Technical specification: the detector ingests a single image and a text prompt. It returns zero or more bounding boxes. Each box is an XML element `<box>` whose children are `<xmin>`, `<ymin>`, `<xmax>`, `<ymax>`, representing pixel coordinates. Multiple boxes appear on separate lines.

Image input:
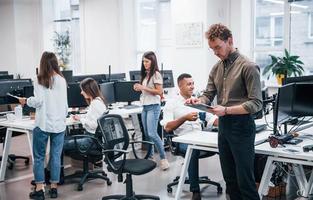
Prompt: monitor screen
<box><xmin>106</xmin><ymin>73</ymin><xmax>126</xmax><ymax>82</ymax></box>
<box><xmin>73</xmin><ymin>74</ymin><xmax>107</xmax><ymax>84</ymax></box>
<box><xmin>23</xmin><ymin>85</ymin><xmax>35</xmax><ymax>115</ymax></box>
<box><xmin>129</xmin><ymin>70</ymin><xmax>141</xmax><ymax>81</ymax></box>
<box><xmin>284</xmin><ymin>75</ymin><xmax>313</xmax><ymax>85</ymax></box>
<box><xmin>114</xmin><ymin>81</ymin><xmax>141</xmax><ymax>104</ymax></box>
<box><xmin>161</xmin><ymin>70</ymin><xmax>174</xmax><ymax>88</ymax></box>
<box><xmin>23</xmin><ymin>85</ymin><xmax>34</xmax><ymax>98</ymax></box>
<box><xmin>67</xmin><ymin>83</ymin><xmax>88</xmax><ymax>108</ymax></box>
<box><xmin>99</xmin><ymin>82</ymin><xmax>116</xmax><ymax>105</ymax></box>
<box><xmin>0</xmin><ymin>79</ymin><xmax>32</xmax><ymax>104</ymax></box>
<box><xmin>273</xmin><ymin>82</ymin><xmax>313</xmax><ymax>134</ymax></box>
<box><xmin>0</xmin><ymin>71</ymin><xmax>8</xmax><ymax>75</ymax></box>
<box><xmin>62</xmin><ymin>70</ymin><xmax>73</xmax><ymax>83</ymax></box>
<box><xmin>0</xmin><ymin>74</ymin><xmax>14</xmax><ymax>80</ymax></box>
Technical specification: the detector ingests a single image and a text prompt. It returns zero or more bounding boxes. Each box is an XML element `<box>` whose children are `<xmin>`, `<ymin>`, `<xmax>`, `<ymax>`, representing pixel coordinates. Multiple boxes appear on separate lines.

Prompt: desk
<box><xmin>256</xmin><ymin>132</ymin><xmax>313</xmax><ymax>198</ymax></box>
<box><xmin>0</xmin><ymin>106</ymin><xmax>142</xmax><ymax>182</ymax></box>
<box><xmin>172</xmin><ymin>130</ymin><xmax>271</xmax><ymax>200</ymax></box>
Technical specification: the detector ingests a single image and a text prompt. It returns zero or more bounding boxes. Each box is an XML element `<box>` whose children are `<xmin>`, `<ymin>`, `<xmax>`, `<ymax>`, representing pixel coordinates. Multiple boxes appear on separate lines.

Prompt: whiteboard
<box><xmin>175</xmin><ymin>22</ymin><xmax>203</xmax><ymax>48</ymax></box>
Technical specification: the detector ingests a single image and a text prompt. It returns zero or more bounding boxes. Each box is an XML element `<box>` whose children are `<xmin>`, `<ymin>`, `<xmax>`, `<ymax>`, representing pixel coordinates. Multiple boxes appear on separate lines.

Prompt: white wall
<box><xmin>80</xmin><ymin>0</ymin><xmax>119</xmax><ymax>75</ymax></box>
<box><xmin>0</xmin><ymin>0</ymin><xmax>43</xmax><ymax>79</ymax></box>
<box><xmin>0</xmin><ymin>0</ymin><xmax>17</xmax><ymax>74</ymax></box>
<box><xmin>169</xmin><ymin>0</ymin><xmax>230</xmax><ymax>92</ymax></box>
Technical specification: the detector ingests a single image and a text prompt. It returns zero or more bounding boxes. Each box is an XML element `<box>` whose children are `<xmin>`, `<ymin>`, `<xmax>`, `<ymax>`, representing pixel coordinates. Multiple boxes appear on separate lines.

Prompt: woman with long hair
<box><xmin>133</xmin><ymin>51</ymin><xmax>169</xmax><ymax>170</ymax></box>
<box><xmin>63</xmin><ymin>78</ymin><xmax>107</xmax><ymax>151</ymax></box>
<box><xmin>19</xmin><ymin>52</ymin><xmax>68</xmax><ymax>199</ymax></box>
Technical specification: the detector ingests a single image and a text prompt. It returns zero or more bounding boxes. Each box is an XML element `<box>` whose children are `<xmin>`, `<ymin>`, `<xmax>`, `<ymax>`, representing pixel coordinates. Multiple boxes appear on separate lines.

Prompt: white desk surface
<box><xmin>173</xmin><ymin>129</ymin><xmax>272</xmax><ymax>147</ymax></box>
<box><xmin>255</xmin><ymin>133</ymin><xmax>313</xmax><ymax>161</ymax></box>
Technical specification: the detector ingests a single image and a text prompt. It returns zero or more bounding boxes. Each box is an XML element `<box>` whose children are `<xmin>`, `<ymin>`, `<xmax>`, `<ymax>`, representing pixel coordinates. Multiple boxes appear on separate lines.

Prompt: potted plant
<box><xmin>53</xmin><ymin>30</ymin><xmax>71</xmax><ymax>70</ymax></box>
<box><xmin>262</xmin><ymin>49</ymin><xmax>304</xmax><ymax>85</ymax></box>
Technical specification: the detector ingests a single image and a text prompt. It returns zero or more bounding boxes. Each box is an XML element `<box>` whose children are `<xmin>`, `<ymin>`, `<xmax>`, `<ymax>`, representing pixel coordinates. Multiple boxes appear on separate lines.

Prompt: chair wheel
<box><xmin>217</xmin><ymin>187</ymin><xmax>222</xmax><ymax>194</ymax></box>
<box><xmin>107</xmin><ymin>180</ymin><xmax>112</xmax><ymax>185</ymax></box>
<box><xmin>167</xmin><ymin>187</ymin><xmax>172</xmax><ymax>193</ymax></box>
<box><xmin>77</xmin><ymin>185</ymin><xmax>83</xmax><ymax>191</ymax></box>
<box><xmin>25</xmin><ymin>159</ymin><xmax>30</xmax><ymax>165</ymax></box>
<box><xmin>8</xmin><ymin>163</ymin><xmax>13</xmax><ymax>170</ymax></box>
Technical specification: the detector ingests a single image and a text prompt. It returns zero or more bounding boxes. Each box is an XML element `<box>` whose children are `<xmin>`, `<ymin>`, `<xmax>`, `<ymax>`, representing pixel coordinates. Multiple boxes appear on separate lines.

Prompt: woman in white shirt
<box><xmin>63</xmin><ymin>78</ymin><xmax>107</xmax><ymax>152</ymax></box>
<box><xmin>19</xmin><ymin>52</ymin><xmax>68</xmax><ymax>200</ymax></box>
<box><xmin>133</xmin><ymin>51</ymin><xmax>169</xmax><ymax>170</ymax></box>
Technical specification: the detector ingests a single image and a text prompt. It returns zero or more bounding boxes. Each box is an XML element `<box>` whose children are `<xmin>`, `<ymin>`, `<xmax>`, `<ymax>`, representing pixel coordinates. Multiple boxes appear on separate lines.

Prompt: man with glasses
<box><xmin>186</xmin><ymin>24</ymin><xmax>262</xmax><ymax>200</ymax></box>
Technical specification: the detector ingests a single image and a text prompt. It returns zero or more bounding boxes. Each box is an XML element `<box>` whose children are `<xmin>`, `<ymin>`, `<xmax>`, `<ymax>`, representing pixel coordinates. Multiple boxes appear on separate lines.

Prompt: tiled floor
<box><xmin>0</xmin><ymin>134</ymin><xmax>226</xmax><ymax>200</ymax></box>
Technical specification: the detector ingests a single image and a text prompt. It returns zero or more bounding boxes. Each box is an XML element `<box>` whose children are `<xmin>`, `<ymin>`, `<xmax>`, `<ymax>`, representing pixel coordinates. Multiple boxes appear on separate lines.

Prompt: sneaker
<box><xmin>160</xmin><ymin>159</ymin><xmax>170</xmax><ymax>170</ymax></box>
<box><xmin>29</xmin><ymin>189</ymin><xmax>45</xmax><ymax>200</ymax></box>
<box><xmin>49</xmin><ymin>188</ymin><xmax>58</xmax><ymax>198</ymax></box>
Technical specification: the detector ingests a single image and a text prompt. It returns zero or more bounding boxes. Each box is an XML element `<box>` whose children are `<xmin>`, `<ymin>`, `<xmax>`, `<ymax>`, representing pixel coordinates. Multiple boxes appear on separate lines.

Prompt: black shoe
<box><xmin>191</xmin><ymin>191</ymin><xmax>201</xmax><ymax>200</ymax></box>
<box><xmin>29</xmin><ymin>189</ymin><xmax>45</xmax><ymax>200</ymax></box>
<box><xmin>49</xmin><ymin>188</ymin><xmax>58</xmax><ymax>198</ymax></box>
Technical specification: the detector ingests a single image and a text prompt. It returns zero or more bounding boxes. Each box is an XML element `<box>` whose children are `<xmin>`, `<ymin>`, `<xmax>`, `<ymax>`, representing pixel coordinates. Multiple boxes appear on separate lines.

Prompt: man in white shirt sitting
<box><xmin>161</xmin><ymin>73</ymin><xmax>218</xmax><ymax>200</ymax></box>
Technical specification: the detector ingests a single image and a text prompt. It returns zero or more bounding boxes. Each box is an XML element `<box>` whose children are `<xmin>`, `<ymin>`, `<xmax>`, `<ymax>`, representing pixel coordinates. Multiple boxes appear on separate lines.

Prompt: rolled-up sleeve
<box><xmin>241</xmin><ymin>64</ymin><xmax>263</xmax><ymax>114</ymax></box>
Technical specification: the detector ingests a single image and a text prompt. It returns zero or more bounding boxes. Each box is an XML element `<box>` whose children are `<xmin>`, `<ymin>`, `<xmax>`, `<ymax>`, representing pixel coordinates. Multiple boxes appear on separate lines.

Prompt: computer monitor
<box><xmin>99</xmin><ymin>82</ymin><xmax>116</xmax><ymax>105</ymax></box>
<box><xmin>284</xmin><ymin>75</ymin><xmax>313</xmax><ymax>85</ymax></box>
<box><xmin>0</xmin><ymin>71</ymin><xmax>8</xmax><ymax>75</ymax></box>
<box><xmin>129</xmin><ymin>70</ymin><xmax>141</xmax><ymax>81</ymax></box>
<box><xmin>23</xmin><ymin>85</ymin><xmax>35</xmax><ymax>115</ymax></box>
<box><xmin>161</xmin><ymin>70</ymin><xmax>174</xmax><ymax>88</ymax></box>
<box><xmin>0</xmin><ymin>74</ymin><xmax>14</xmax><ymax>80</ymax></box>
<box><xmin>67</xmin><ymin>83</ymin><xmax>88</xmax><ymax>108</ymax></box>
<box><xmin>114</xmin><ymin>81</ymin><xmax>141</xmax><ymax>105</ymax></box>
<box><xmin>62</xmin><ymin>70</ymin><xmax>73</xmax><ymax>83</ymax></box>
<box><xmin>106</xmin><ymin>73</ymin><xmax>126</xmax><ymax>82</ymax></box>
<box><xmin>273</xmin><ymin>82</ymin><xmax>313</xmax><ymax>134</ymax></box>
<box><xmin>0</xmin><ymin>79</ymin><xmax>32</xmax><ymax>104</ymax></box>
<box><xmin>73</xmin><ymin>74</ymin><xmax>107</xmax><ymax>84</ymax></box>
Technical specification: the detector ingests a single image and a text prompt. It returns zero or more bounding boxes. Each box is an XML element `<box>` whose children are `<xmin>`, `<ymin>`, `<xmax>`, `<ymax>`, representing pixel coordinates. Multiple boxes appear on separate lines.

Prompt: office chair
<box><xmin>63</xmin><ymin>128</ymin><xmax>112</xmax><ymax>191</ymax></box>
<box><xmin>98</xmin><ymin>114</ymin><xmax>160</xmax><ymax>200</ymax></box>
<box><xmin>164</xmin><ymin>131</ymin><xmax>222</xmax><ymax>194</ymax></box>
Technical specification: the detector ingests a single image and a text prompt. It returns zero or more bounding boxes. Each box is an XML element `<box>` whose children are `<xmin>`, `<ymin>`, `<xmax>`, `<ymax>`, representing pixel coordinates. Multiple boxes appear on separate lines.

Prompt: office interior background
<box><xmin>0</xmin><ymin>0</ymin><xmax>313</xmax><ymax>200</ymax></box>
<box><xmin>1</xmin><ymin>0</ymin><xmax>312</xmax><ymax>90</ymax></box>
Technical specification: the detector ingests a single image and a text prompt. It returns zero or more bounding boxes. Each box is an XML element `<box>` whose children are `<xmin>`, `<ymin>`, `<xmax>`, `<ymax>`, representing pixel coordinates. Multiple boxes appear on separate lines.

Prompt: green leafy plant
<box><xmin>53</xmin><ymin>30</ymin><xmax>71</xmax><ymax>69</ymax></box>
<box><xmin>262</xmin><ymin>49</ymin><xmax>304</xmax><ymax>80</ymax></box>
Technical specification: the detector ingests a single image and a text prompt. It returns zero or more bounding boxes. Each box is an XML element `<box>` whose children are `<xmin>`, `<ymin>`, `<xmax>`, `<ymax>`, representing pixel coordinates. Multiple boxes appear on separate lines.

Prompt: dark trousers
<box><xmin>179</xmin><ymin>143</ymin><xmax>201</xmax><ymax>192</ymax></box>
<box><xmin>218</xmin><ymin>114</ymin><xmax>260</xmax><ymax>200</ymax></box>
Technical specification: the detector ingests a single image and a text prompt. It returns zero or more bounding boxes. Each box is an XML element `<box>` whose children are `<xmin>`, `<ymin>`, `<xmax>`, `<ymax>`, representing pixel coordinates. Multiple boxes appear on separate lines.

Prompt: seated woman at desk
<box><xmin>63</xmin><ymin>78</ymin><xmax>108</xmax><ymax>151</ymax></box>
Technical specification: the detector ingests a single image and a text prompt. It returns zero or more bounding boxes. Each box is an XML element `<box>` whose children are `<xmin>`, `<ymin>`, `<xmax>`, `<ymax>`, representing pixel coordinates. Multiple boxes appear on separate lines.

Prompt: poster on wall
<box><xmin>175</xmin><ymin>22</ymin><xmax>203</xmax><ymax>48</ymax></box>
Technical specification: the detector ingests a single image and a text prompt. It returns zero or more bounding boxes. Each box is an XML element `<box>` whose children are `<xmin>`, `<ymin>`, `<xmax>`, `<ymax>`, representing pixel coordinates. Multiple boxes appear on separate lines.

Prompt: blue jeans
<box><xmin>32</xmin><ymin>127</ymin><xmax>65</xmax><ymax>184</ymax></box>
<box><xmin>179</xmin><ymin>143</ymin><xmax>201</xmax><ymax>192</ymax></box>
<box><xmin>141</xmin><ymin>104</ymin><xmax>165</xmax><ymax>159</ymax></box>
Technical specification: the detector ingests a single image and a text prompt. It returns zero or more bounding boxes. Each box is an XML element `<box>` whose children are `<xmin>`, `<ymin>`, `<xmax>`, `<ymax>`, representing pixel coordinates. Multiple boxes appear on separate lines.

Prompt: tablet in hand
<box><xmin>185</xmin><ymin>103</ymin><xmax>213</xmax><ymax>112</ymax></box>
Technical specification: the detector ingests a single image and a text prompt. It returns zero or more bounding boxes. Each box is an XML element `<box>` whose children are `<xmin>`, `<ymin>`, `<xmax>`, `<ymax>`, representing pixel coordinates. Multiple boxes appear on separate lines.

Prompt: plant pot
<box><xmin>276</xmin><ymin>74</ymin><xmax>285</xmax><ymax>85</ymax></box>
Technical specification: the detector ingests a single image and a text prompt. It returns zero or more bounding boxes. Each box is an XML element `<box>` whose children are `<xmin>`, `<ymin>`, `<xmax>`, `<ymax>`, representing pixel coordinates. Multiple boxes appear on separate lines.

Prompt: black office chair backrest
<box><xmin>97</xmin><ymin>114</ymin><xmax>129</xmax><ymax>161</ymax></box>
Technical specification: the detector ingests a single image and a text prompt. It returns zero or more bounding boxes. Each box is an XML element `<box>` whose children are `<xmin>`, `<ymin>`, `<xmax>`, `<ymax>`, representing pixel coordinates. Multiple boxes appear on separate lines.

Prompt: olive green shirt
<box><xmin>200</xmin><ymin>50</ymin><xmax>262</xmax><ymax>114</ymax></box>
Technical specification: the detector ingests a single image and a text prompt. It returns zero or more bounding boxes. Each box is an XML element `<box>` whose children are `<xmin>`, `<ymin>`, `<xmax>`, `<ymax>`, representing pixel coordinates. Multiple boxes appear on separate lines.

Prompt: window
<box><xmin>253</xmin><ymin>0</ymin><xmax>313</xmax><ymax>84</ymax></box>
<box><xmin>53</xmin><ymin>0</ymin><xmax>81</xmax><ymax>73</ymax></box>
<box><xmin>135</xmin><ymin>0</ymin><xmax>158</xmax><ymax>66</ymax></box>
<box><xmin>308</xmin><ymin>12</ymin><xmax>313</xmax><ymax>39</ymax></box>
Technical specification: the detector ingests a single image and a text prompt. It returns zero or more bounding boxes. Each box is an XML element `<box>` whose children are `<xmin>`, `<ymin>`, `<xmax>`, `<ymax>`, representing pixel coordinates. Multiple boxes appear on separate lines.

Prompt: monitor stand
<box><xmin>123</xmin><ymin>102</ymin><xmax>140</xmax><ymax>109</ymax></box>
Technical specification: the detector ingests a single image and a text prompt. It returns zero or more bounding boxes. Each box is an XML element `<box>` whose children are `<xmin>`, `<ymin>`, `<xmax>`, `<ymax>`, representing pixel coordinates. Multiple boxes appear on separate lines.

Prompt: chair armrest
<box><xmin>129</xmin><ymin>140</ymin><xmax>154</xmax><ymax>159</ymax></box>
<box><xmin>102</xmin><ymin>149</ymin><xmax>128</xmax><ymax>173</ymax></box>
